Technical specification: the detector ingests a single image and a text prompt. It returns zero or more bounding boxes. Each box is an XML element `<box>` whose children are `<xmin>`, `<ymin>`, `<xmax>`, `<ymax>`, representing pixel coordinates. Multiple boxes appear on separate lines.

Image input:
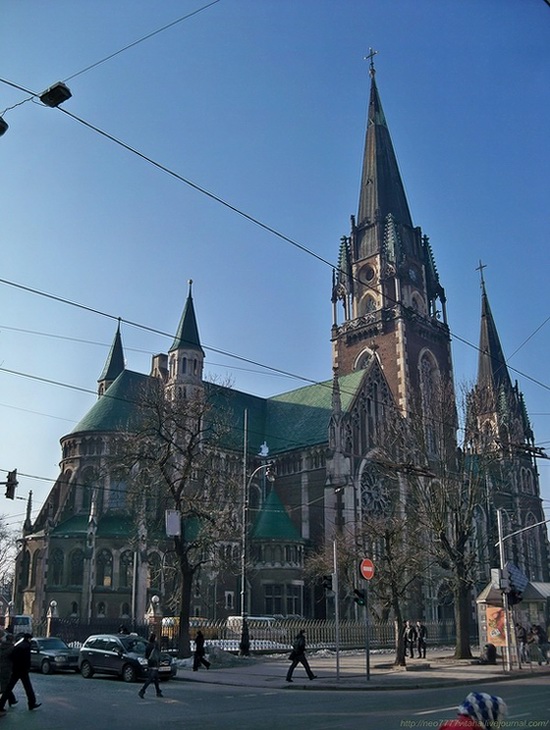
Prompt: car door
<box><xmin>83</xmin><ymin>637</ymin><xmax>109</xmax><ymax>672</ymax></box>
<box><xmin>103</xmin><ymin>638</ymin><xmax>124</xmax><ymax>675</ymax></box>
<box><xmin>29</xmin><ymin>639</ymin><xmax>40</xmax><ymax>670</ymax></box>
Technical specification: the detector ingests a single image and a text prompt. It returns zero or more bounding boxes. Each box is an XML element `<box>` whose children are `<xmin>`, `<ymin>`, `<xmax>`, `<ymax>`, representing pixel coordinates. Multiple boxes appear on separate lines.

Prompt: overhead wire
<box><xmin>1</xmin><ymin>33</ymin><xmax>548</xmax><ymax>504</ymax></box>
<box><xmin>63</xmin><ymin>0</ymin><xmax>223</xmax><ymax>83</ymax></box>
<box><xmin>0</xmin><ymin>81</ymin><xmax>548</xmax><ymax>395</ymax></box>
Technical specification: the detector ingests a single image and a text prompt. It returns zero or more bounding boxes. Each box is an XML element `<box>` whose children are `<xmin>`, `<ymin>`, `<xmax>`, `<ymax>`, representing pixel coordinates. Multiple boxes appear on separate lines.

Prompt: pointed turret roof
<box><xmin>357</xmin><ymin>67</ymin><xmax>412</xmax><ymax>229</ymax></box>
<box><xmin>98</xmin><ymin>320</ymin><xmax>125</xmax><ymax>384</ymax></box>
<box><xmin>169</xmin><ymin>280</ymin><xmax>204</xmax><ymax>354</ymax></box>
<box><xmin>477</xmin><ymin>273</ymin><xmax>512</xmax><ymax>393</ymax></box>
<box><xmin>251</xmin><ymin>488</ymin><xmax>303</xmax><ymax>542</ymax></box>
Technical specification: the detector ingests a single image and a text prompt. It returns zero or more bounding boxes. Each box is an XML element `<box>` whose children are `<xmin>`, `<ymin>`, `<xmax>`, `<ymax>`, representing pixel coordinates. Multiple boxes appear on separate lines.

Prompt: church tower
<box><xmin>331</xmin><ymin>58</ymin><xmax>453</xmax><ymax>417</ymax></box>
<box><xmin>466</xmin><ymin>269</ymin><xmax>549</xmax><ymax>581</ymax></box>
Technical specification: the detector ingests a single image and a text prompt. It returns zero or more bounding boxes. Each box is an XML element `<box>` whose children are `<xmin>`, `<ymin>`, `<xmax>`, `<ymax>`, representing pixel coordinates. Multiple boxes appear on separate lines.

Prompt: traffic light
<box><xmin>353</xmin><ymin>589</ymin><xmax>366</xmax><ymax>606</ymax></box>
<box><xmin>5</xmin><ymin>470</ymin><xmax>18</xmax><ymax>500</ymax></box>
<box><xmin>322</xmin><ymin>575</ymin><xmax>333</xmax><ymax>592</ymax></box>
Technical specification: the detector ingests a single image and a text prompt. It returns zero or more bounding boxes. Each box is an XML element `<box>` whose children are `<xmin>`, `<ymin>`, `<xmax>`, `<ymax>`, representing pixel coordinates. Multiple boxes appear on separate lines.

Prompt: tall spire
<box><xmin>169</xmin><ymin>280</ymin><xmax>204</xmax><ymax>354</ymax></box>
<box><xmin>357</xmin><ymin>58</ymin><xmax>412</xmax><ymax>229</ymax></box>
<box><xmin>98</xmin><ymin>319</ymin><xmax>125</xmax><ymax>395</ymax></box>
<box><xmin>476</xmin><ymin>263</ymin><xmax>512</xmax><ymax>393</ymax></box>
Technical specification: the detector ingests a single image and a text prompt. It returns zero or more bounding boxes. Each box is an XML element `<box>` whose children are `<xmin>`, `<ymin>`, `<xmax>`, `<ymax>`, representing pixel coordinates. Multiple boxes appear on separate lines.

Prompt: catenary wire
<box><xmin>63</xmin><ymin>1</ymin><xmax>223</xmax><ymax>83</ymax></box>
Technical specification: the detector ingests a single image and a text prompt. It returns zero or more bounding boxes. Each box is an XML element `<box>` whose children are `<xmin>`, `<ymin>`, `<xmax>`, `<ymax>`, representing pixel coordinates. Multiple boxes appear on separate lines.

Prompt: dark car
<box><xmin>78</xmin><ymin>633</ymin><xmax>177</xmax><ymax>683</ymax></box>
<box><xmin>30</xmin><ymin>637</ymin><xmax>79</xmax><ymax>674</ymax></box>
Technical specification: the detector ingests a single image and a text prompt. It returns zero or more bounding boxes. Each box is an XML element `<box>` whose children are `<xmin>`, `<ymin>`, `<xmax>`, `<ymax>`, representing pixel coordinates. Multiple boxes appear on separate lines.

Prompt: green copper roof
<box><xmin>169</xmin><ymin>282</ymin><xmax>204</xmax><ymax>354</ymax></box>
<box><xmin>50</xmin><ymin>515</ymin><xmax>89</xmax><ymax>536</ymax></box>
<box><xmin>72</xmin><ymin>370</ymin><xmax>152</xmax><ymax>435</ymax></box>
<box><xmin>71</xmin><ymin>364</ymin><xmax>368</xmax><ymax>457</ymax></box>
<box><xmin>51</xmin><ymin>514</ymin><xmax>135</xmax><ymax>538</ymax></box>
<box><xmin>263</xmin><ymin>370</ymin><xmax>366</xmax><ymax>453</ymax></box>
<box><xmin>251</xmin><ymin>488</ymin><xmax>303</xmax><ymax>541</ymax></box>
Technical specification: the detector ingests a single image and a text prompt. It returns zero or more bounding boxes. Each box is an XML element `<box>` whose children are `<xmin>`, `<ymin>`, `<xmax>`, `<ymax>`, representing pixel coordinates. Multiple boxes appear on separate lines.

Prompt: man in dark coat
<box><xmin>403</xmin><ymin>621</ymin><xmax>418</xmax><ymax>658</ymax></box>
<box><xmin>0</xmin><ymin>633</ymin><xmax>40</xmax><ymax>712</ymax></box>
<box><xmin>286</xmin><ymin>629</ymin><xmax>317</xmax><ymax>682</ymax></box>
<box><xmin>193</xmin><ymin>630</ymin><xmax>211</xmax><ymax>671</ymax></box>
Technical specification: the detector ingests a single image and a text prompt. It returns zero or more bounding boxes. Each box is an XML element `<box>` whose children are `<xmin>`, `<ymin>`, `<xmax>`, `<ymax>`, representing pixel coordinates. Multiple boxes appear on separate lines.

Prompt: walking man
<box><xmin>138</xmin><ymin>633</ymin><xmax>163</xmax><ymax>699</ymax></box>
<box><xmin>0</xmin><ymin>633</ymin><xmax>40</xmax><ymax>713</ymax></box>
<box><xmin>286</xmin><ymin>629</ymin><xmax>317</xmax><ymax>682</ymax></box>
<box><xmin>193</xmin><ymin>630</ymin><xmax>211</xmax><ymax>671</ymax></box>
<box><xmin>403</xmin><ymin>620</ymin><xmax>417</xmax><ymax>658</ymax></box>
<box><xmin>416</xmin><ymin>621</ymin><xmax>427</xmax><ymax>658</ymax></box>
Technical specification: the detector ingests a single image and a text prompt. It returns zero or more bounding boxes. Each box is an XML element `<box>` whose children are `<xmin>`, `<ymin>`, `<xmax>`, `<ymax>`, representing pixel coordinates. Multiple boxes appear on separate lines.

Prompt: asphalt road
<box><xmin>4</xmin><ymin>671</ymin><xmax>549</xmax><ymax>730</ymax></box>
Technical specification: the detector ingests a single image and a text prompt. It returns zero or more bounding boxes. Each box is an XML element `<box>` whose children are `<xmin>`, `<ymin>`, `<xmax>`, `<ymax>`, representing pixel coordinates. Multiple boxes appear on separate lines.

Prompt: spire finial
<box><xmin>475</xmin><ymin>260</ymin><xmax>487</xmax><ymax>288</ymax></box>
<box><xmin>364</xmin><ymin>48</ymin><xmax>378</xmax><ymax>78</ymax></box>
<box><xmin>188</xmin><ymin>279</ymin><xmax>193</xmax><ymax>296</ymax></box>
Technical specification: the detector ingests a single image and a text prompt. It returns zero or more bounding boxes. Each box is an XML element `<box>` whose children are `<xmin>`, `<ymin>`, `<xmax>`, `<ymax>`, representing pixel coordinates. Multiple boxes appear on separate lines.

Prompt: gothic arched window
<box><xmin>20</xmin><ymin>549</ymin><xmax>31</xmax><ymax>589</ymax></box>
<box><xmin>69</xmin><ymin>549</ymin><xmax>84</xmax><ymax>585</ymax></box>
<box><xmin>50</xmin><ymin>548</ymin><xmax>64</xmax><ymax>586</ymax></box>
<box><xmin>109</xmin><ymin>475</ymin><xmax>127</xmax><ymax>511</ymax></box>
<box><xmin>119</xmin><ymin>550</ymin><xmax>134</xmax><ymax>588</ymax></box>
<box><xmin>419</xmin><ymin>351</ymin><xmax>440</xmax><ymax>455</ymax></box>
<box><xmin>96</xmin><ymin>549</ymin><xmax>113</xmax><ymax>587</ymax></box>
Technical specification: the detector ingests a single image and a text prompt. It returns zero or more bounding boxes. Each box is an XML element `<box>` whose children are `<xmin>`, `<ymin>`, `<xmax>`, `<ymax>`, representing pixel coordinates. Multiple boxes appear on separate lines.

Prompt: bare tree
<box><xmin>407</xmin><ymin>381</ymin><xmax>488</xmax><ymax>659</ymax></box>
<box><xmin>113</xmin><ymin>379</ymin><xmax>241</xmax><ymax>657</ymax></box>
<box><xmin>0</xmin><ymin>515</ymin><xmax>15</xmax><ymax>598</ymax></box>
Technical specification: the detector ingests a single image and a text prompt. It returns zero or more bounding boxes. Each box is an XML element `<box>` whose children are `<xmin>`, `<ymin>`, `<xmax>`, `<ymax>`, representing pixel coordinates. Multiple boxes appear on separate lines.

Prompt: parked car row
<box><xmin>27</xmin><ymin>633</ymin><xmax>177</xmax><ymax>683</ymax></box>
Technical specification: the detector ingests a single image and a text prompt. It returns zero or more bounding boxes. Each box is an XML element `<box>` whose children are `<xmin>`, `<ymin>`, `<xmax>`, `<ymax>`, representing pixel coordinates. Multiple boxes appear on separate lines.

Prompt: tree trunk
<box><xmin>175</xmin><ymin>537</ymin><xmax>193</xmax><ymax>658</ymax></box>
<box><xmin>393</xmin><ymin>600</ymin><xmax>406</xmax><ymax>666</ymax></box>
<box><xmin>453</xmin><ymin>579</ymin><xmax>473</xmax><ymax>659</ymax></box>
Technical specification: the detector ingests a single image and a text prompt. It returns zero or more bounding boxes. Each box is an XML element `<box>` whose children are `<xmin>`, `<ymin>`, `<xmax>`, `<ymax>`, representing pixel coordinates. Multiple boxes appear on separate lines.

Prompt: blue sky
<box><xmin>1</xmin><ymin>0</ymin><xmax>549</xmax><ymax>531</ymax></box>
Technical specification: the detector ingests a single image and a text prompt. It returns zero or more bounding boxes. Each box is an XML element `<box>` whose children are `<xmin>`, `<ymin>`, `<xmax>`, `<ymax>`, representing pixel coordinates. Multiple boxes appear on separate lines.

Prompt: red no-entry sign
<box><xmin>359</xmin><ymin>558</ymin><xmax>375</xmax><ymax>580</ymax></box>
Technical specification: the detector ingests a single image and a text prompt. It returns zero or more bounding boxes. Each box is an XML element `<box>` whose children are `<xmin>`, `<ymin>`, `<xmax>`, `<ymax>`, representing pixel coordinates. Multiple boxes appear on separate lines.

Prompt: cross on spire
<box><xmin>364</xmin><ymin>48</ymin><xmax>378</xmax><ymax>78</ymax></box>
<box><xmin>475</xmin><ymin>260</ymin><xmax>487</xmax><ymax>287</ymax></box>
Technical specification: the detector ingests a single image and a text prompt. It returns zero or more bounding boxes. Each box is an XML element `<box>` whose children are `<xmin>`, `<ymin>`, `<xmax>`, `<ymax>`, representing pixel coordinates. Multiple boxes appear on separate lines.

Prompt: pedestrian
<box><xmin>193</xmin><ymin>630</ymin><xmax>211</xmax><ymax>671</ymax></box>
<box><xmin>534</xmin><ymin>625</ymin><xmax>549</xmax><ymax>665</ymax></box>
<box><xmin>416</xmin><ymin>621</ymin><xmax>427</xmax><ymax>658</ymax></box>
<box><xmin>0</xmin><ymin>631</ymin><xmax>17</xmax><ymax>708</ymax></box>
<box><xmin>438</xmin><ymin>692</ymin><xmax>507</xmax><ymax>729</ymax></box>
<box><xmin>138</xmin><ymin>633</ymin><xmax>163</xmax><ymax>699</ymax></box>
<box><xmin>515</xmin><ymin>623</ymin><xmax>528</xmax><ymax>663</ymax></box>
<box><xmin>286</xmin><ymin>629</ymin><xmax>317</xmax><ymax>682</ymax></box>
<box><xmin>527</xmin><ymin>626</ymin><xmax>543</xmax><ymax>665</ymax></box>
<box><xmin>0</xmin><ymin>633</ymin><xmax>40</xmax><ymax>713</ymax></box>
<box><xmin>118</xmin><ymin>624</ymin><xmax>130</xmax><ymax>635</ymax></box>
<box><xmin>403</xmin><ymin>620</ymin><xmax>417</xmax><ymax>658</ymax></box>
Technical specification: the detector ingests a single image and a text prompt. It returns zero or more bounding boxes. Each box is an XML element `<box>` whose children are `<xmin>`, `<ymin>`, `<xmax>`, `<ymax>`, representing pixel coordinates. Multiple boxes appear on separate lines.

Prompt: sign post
<box><xmin>359</xmin><ymin>558</ymin><xmax>375</xmax><ymax>680</ymax></box>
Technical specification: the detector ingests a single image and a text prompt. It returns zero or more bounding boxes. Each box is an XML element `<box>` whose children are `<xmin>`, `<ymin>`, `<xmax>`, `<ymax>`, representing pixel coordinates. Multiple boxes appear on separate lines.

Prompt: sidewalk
<box><xmin>175</xmin><ymin>647</ymin><xmax>550</xmax><ymax>691</ymax></box>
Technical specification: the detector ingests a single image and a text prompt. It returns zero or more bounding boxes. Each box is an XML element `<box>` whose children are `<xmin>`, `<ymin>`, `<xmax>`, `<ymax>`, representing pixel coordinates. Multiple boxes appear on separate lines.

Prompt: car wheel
<box><xmin>122</xmin><ymin>664</ymin><xmax>137</xmax><ymax>683</ymax></box>
<box><xmin>41</xmin><ymin>659</ymin><xmax>53</xmax><ymax>675</ymax></box>
<box><xmin>80</xmin><ymin>661</ymin><xmax>94</xmax><ymax>679</ymax></box>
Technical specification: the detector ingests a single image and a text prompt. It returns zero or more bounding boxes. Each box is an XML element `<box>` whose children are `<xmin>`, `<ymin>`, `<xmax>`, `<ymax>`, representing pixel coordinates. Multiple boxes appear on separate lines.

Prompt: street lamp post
<box><xmin>240</xmin><ymin>462</ymin><xmax>274</xmax><ymax>656</ymax></box>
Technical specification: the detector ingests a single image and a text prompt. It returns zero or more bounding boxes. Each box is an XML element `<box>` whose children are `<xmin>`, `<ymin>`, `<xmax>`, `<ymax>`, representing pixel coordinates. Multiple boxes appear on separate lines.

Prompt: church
<box><xmin>12</xmin><ymin>62</ymin><xmax>549</xmax><ymax>628</ymax></box>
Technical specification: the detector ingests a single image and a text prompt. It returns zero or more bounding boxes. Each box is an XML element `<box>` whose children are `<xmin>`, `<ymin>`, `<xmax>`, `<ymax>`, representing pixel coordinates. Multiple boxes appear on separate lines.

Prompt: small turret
<box><xmin>98</xmin><ymin>319</ymin><xmax>125</xmax><ymax>396</ymax></box>
<box><xmin>167</xmin><ymin>280</ymin><xmax>205</xmax><ymax>401</ymax></box>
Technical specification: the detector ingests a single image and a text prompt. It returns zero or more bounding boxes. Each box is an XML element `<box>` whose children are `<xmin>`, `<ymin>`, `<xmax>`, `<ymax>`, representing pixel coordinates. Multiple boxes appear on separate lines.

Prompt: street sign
<box><xmin>359</xmin><ymin>558</ymin><xmax>375</xmax><ymax>581</ymax></box>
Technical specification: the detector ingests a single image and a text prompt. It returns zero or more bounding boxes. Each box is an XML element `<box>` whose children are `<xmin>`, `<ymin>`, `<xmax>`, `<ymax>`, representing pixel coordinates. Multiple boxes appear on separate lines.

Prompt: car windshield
<box><xmin>119</xmin><ymin>636</ymin><xmax>148</xmax><ymax>655</ymax></box>
<box><xmin>37</xmin><ymin>638</ymin><xmax>68</xmax><ymax>650</ymax></box>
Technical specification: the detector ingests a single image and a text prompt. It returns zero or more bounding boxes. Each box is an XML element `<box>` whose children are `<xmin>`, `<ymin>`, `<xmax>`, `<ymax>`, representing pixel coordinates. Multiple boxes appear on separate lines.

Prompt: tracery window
<box><xmin>419</xmin><ymin>351</ymin><xmax>440</xmax><ymax>455</ymax></box>
<box><xmin>119</xmin><ymin>550</ymin><xmax>134</xmax><ymax>589</ymax></box>
<box><xmin>50</xmin><ymin>548</ymin><xmax>64</xmax><ymax>586</ymax></box>
<box><xmin>96</xmin><ymin>549</ymin><xmax>113</xmax><ymax>587</ymax></box>
<box><xmin>69</xmin><ymin>549</ymin><xmax>84</xmax><ymax>585</ymax></box>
